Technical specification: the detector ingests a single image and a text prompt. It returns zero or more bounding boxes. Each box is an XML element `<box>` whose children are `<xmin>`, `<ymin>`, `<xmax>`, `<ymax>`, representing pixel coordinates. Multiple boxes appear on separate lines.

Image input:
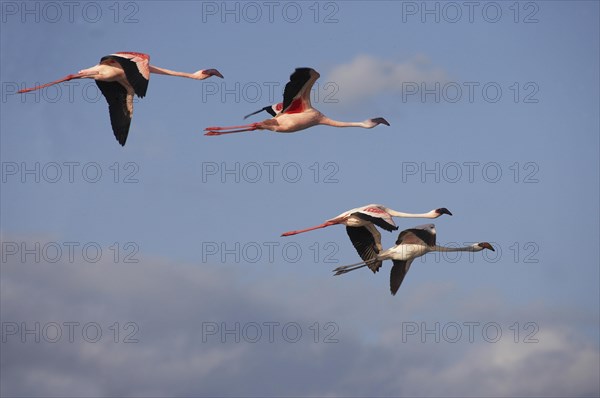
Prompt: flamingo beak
<box><xmin>203</xmin><ymin>69</ymin><xmax>224</xmax><ymax>79</ymax></box>
<box><xmin>478</xmin><ymin>242</ymin><xmax>495</xmax><ymax>251</ymax></box>
<box><xmin>371</xmin><ymin>117</ymin><xmax>390</xmax><ymax>126</ymax></box>
<box><xmin>435</xmin><ymin>208</ymin><xmax>453</xmax><ymax>216</ymax></box>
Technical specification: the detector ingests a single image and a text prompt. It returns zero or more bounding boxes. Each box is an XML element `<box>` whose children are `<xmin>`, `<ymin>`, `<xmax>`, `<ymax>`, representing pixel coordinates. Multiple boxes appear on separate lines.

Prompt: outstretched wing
<box><xmin>96</xmin><ymin>81</ymin><xmax>133</xmax><ymax>146</ymax></box>
<box><xmin>354</xmin><ymin>207</ymin><xmax>398</xmax><ymax>232</ymax></box>
<box><xmin>101</xmin><ymin>52</ymin><xmax>150</xmax><ymax>97</ymax></box>
<box><xmin>281</xmin><ymin>68</ymin><xmax>320</xmax><ymax>114</ymax></box>
<box><xmin>346</xmin><ymin>226</ymin><xmax>383</xmax><ymax>273</ymax></box>
<box><xmin>390</xmin><ymin>259</ymin><xmax>414</xmax><ymax>295</ymax></box>
<box><xmin>396</xmin><ymin>224</ymin><xmax>436</xmax><ymax>247</ymax></box>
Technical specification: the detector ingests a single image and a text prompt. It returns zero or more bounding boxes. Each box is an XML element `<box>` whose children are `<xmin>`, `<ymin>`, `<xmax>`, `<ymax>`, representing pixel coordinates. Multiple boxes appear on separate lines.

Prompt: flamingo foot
<box><xmin>18</xmin><ymin>87</ymin><xmax>39</xmax><ymax>94</ymax></box>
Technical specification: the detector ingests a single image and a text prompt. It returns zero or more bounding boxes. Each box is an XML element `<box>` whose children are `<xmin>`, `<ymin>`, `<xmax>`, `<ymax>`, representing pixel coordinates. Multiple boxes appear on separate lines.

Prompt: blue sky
<box><xmin>1</xmin><ymin>1</ymin><xmax>599</xmax><ymax>396</ymax></box>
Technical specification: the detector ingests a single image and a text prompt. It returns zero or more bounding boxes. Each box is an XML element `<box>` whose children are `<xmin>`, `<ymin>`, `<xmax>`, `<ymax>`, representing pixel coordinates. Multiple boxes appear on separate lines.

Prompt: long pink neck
<box><xmin>319</xmin><ymin>117</ymin><xmax>369</xmax><ymax>128</ymax></box>
<box><xmin>386</xmin><ymin>209</ymin><xmax>437</xmax><ymax>218</ymax></box>
<box><xmin>148</xmin><ymin>65</ymin><xmax>203</xmax><ymax>80</ymax></box>
<box><xmin>432</xmin><ymin>245</ymin><xmax>480</xmax><ymax>252</ymax></box>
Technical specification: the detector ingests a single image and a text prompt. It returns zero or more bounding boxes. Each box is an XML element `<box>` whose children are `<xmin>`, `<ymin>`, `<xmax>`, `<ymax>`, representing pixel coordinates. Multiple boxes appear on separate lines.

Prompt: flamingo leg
<box><xmin>204</xmin><ymin>123</ymin><xmax>261</xmax><ymax>136</ymax></box>
<box><xmin>204</xmin><ymin>127</ymin><xmax>259</xmax><ymax>136</ymax></box>
<box><xmin>333</xmin><ymin>264</ymin><xmax>368</xmax><ymax>275</ymax></box>
<box><xmin>204</xmin><ymin>123</ymin><xmax>261</xmax><ymax>131</ymax></box>
<box><xmin>280</xmin><ymin>221</ymin><xmax>338</xmax><ymax>237</ymax></box>
<box><xmin>332</xmin><ymin>258</ymin><xmax>378</xmax><ymax>273</ymax></box>
<box><xmin>18</xmin><ymin>71</ymin><xmax>98</xmax><ymax>93</ymax></box>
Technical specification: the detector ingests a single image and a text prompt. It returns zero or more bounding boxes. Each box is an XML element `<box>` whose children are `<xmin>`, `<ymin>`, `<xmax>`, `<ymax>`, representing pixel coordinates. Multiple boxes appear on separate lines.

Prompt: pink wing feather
<box><xmin>358</xmin><ymin>205</ymin><xmax>397</xmax><ymax>229</ymax></box>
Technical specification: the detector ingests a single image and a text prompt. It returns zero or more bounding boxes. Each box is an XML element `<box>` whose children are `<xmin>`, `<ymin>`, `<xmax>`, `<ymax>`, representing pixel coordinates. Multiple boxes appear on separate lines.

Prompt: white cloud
<box><xmin>432</xmin><ymin>329</ymin><xmax>600</xmax><ymax>397</ymax></box>
<box><xmin>1</xmin><ymin>237</ymin><xmax>598</xmax><ymax>397</ymax></box>
<box><xmin>327</xmin><ymin>54</ymin><xmax>448</xmax><ymax>103</ymax></box>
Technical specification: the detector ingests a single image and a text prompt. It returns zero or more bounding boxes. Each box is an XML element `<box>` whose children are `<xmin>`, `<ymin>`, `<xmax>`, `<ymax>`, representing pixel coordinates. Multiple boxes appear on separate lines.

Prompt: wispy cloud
<box><xmin>327</xmin><ymin>54</ymin><xmax>448</xmax><ymax>103</ymax></box>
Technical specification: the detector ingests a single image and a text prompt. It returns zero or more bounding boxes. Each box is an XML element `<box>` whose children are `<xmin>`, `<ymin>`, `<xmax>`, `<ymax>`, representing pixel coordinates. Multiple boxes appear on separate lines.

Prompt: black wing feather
<box><xmin>100</xmin><ymin>55</ymin><xmax>148</xmax><ymax>97</ymax></box>
<box><xmin>396</xmin><ymin>228</ymin><xmax>436</xmax><ymax>247</ymax></box>
<box><xmin>96</xmin><ymin>81</ymin><xmax>131</xmax><ymax>146</ymax></box>
<box><xmin>353</xmin><ymin>212</ymin><xmax>399</xmax><ymax>232</ymax></box>
<box><xmin>263</xmin><ymin>106</ymin><xmax>277</xmax><ymax>117</ymax></box>
<box><xmin>390</xmin><ymin>259</ymin><xmax>413</xmax><ymax>295</ymax></box>
<box><xmin>346</xmin><ymin>226</ymin><xmax>382</xmax><ymax>273</ymax></box>
<box><xmin>282</xmin><ymin>68</ymin><xmax>313</xmax><ymax>112</ymax></box>
<box><xmin>243</xmin><ymin>105</ymin><xmax>277</xmax><ymax>119</ymax></box>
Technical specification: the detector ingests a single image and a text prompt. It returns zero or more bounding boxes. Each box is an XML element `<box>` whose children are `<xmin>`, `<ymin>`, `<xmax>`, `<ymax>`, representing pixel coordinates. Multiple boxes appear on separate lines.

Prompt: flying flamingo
<box><xmin>281</xmin><ymin>204</ymin><xmax>452</xmax><ymax>263</ymax></box>
<box><xmin>204</xmin><ymin>67</ymin><xmax>390</xmax><ymax>136</ymax></box>
<box><xmin>19</xmin><ymin>52</ymin><xmax>224</xmax><ymax>146</ymax></box>
<box><xmin>332</xmin><ymin>223</ymin><xmax>495</xmax><ymax>295</ymax></box>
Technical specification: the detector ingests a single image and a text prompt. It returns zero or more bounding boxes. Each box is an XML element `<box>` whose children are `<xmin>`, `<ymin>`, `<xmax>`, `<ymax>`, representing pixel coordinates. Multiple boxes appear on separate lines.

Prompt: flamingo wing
<box><xmin>281</xmin><ymin>68</ymin><xmax>320</xmax><ymax>114</ymax></box>
<box><xmin>396</xmin><ymin>224</ymin><xmax>436</xmax><ymax>247</ymax></box>
<box><xmin>346</xmin><ymin>226</ymin><xmax>383</xmax><ymax>273</ymax></box>
<box><xmin>113</xmin><ymin>52</ymin><xmax>150</xmax><ymax>79</ymax></box>
<box><xmin>96</xmin><ymin>81</ymin><xmax>133</xmax><ymax>146</ymax></box>
<box><xmin>354</xmin><ymin>207</ymin><xmax>398</xmax><ymax>232</ymax></box>
<box><xmin>101</xmin><ymin>52</ymin><xmax>150</xmax><ymax>98</ymax></box>
<box><xmin>390</xmin><ymin>259</ymin><xmax>414</xmax><ymax>295</ymax></box>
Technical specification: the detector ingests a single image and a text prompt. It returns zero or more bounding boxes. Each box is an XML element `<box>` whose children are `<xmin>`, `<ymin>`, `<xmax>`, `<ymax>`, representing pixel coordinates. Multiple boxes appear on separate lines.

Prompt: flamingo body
<box><xmin>93</xmin><ymin>53</ymin><xmax>150</xmax><ymax>145</ymax></box>
<box><xmin>19</xmin><ymin>52</ymin><xmax>223</xmax><ymax>146</ymax></box>
<box><xmin>328</xmin><ymin>204</ymin><xmax>401</xmax><ymax>231</ymax></box>
<box><xmin>333</xmin><ymin>223</ymin><xmax>495</xmax><ymax>295</ymax></box>
<box><xmin>205</xmin><ymin>67</ymin><xmax>390</xmax><ymax>136</ymax></box>
<box><xmin>281</xmin><ymin>204</ymin><xmax>452</xmax><ymax>268</ymax></box>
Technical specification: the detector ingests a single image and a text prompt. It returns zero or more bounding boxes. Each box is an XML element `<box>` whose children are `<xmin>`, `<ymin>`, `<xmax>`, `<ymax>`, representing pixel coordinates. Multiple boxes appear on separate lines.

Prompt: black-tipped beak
<box><xmin>205</xmin><ymin>69</ymin><xmax>224</xmax><ymax>79</ymax></box>
<box><xmin>372</xmin><ymin>117</ymin><xmax>390</xmax><ymax>126</ymax></box>
<box><xmin>436</xmin><ymin>207</ymin><xmax>453</xmax><ymax>216</ymax></box>
<box><xmin>479</xmin><ymin>242</ymin><xmax>494</xmax><ymax>251</ymax></box>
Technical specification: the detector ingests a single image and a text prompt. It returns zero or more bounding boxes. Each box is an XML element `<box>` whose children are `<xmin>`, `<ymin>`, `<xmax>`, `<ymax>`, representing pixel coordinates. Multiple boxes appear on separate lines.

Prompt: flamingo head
<box><xmin>434</xmin><ymin>208</ymin><xmax>453</xmax><ymax>217</ymax></box>
<box><xmin>476</xmin><ymin>242</ymin><xmax>495</xmax><ymax>251</ymax></box>
<box><xmin>194</xmin><ymin>69</ymin><xmax>224</xmax><ymax>80</ymax></box>
<box><xmin>367</xmin><ymin>117</ymin><xmax>390</xmax><ymax>128</ymax></box>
